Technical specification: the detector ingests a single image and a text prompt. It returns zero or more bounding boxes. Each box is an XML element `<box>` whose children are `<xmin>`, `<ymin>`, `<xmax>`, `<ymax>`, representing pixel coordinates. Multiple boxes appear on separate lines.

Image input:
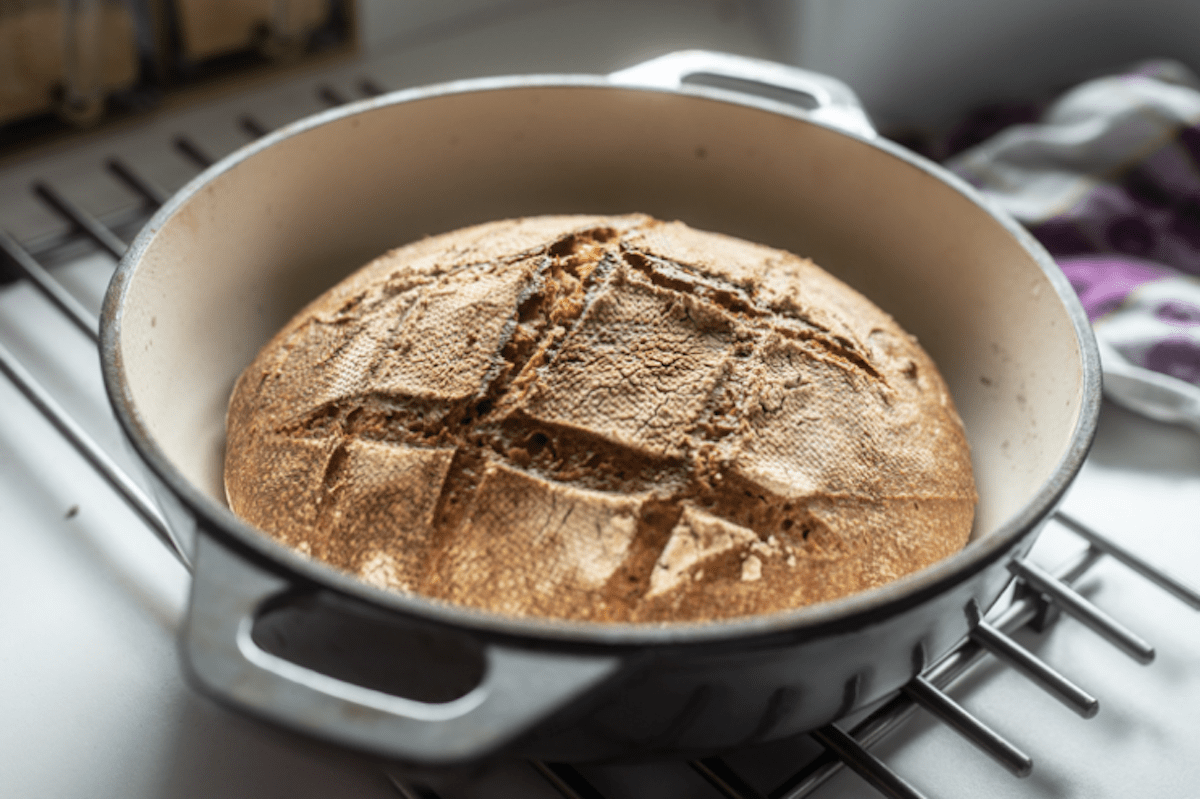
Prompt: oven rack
<box><xmin>1</xmin><ymin>77</ymin><xmax>1197</xmax><ymax>799</ymax></box>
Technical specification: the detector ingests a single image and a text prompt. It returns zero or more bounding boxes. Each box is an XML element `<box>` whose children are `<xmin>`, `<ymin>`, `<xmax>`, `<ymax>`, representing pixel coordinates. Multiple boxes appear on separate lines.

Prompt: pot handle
<box><xmin>181</xmin><ymin>534</ymin><xmax>621</xmax><ymax>764</ymax></box>
<box><xmin>609</xmin><ymin>50</ymin><xmax>876</xmax><ymax>139</ymax></box>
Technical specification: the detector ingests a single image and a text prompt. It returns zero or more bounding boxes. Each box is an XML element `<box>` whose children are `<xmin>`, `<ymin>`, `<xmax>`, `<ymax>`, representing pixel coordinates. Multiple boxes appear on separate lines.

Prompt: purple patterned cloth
<box><xmin>1059</xmin><ymin>255</ymin><xmax>1200</xmax><ymax>386</ymax></box>
<box><xmin>1029</xmin><ymin>127</ymin><xmax>1200</xmax><ymax>281</ymax></box>
<box><xmin>947</xmin><ymin>61</ymin><xmax>1200</xmax><ymax>427</ymax></box>
<box><xmin>1058</xmin><ymin>256</ymin><xmax>1172</xmax><ymax>323</ymax></box>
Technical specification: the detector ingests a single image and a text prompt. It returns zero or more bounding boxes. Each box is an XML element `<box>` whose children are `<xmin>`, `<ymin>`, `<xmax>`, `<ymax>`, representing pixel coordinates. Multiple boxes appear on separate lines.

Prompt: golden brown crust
<box><xmin>224</xmin><ymin>214</ymin><xmax>977</xmax><ymax>622</ymax></box>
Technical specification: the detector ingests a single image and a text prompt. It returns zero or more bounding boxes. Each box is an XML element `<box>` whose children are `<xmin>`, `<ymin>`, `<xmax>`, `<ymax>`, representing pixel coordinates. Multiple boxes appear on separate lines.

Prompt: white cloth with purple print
<box><xmin>949</xmin><ymin>60</ymin><xmax>1200</xmax><ymax>432</ymax></box>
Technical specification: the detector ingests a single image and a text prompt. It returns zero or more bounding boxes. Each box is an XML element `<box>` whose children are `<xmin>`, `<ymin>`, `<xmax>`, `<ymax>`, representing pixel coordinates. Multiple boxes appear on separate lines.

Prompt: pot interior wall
<box><xmin>117</xmin><ymin>83</ymin><xmax>1084</xmax><ymax>546</ymax></box>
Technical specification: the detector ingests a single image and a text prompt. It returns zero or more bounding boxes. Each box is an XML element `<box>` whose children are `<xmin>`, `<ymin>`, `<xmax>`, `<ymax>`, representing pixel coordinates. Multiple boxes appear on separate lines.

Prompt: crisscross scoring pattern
<box><xmin>224</xmin><ymin>215</ymin><xmax>976</xmax><ymax>622</ymax></box>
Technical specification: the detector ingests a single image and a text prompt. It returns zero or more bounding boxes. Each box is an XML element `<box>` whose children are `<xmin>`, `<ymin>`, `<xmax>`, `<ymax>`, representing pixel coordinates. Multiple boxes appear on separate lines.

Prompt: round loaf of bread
<box><xmin>225</xmin><ymin>214</ymin><xmax>977</xmax><ymax>623</ymax></box>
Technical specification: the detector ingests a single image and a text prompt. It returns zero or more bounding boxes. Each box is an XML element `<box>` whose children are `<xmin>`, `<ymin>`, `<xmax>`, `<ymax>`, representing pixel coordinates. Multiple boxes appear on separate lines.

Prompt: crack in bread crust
<box><xmin>224</xmin><ymin>214</ymin><xmax>977</xmax><ymax>622</ymax></box>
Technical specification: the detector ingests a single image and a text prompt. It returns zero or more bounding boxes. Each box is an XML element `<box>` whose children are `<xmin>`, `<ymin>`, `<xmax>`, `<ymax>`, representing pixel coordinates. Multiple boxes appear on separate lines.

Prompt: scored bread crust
<box><xmin>224</xmin><ymin>214</ymin><xmax>977</xmax><ymax>623</ymax></box>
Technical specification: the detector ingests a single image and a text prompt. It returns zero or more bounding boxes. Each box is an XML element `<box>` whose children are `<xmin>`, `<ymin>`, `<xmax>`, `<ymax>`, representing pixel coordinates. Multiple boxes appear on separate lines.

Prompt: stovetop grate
<box><xmin>1</xmin><ymin>75</ymin><xmax>1197</xmax><ymax>799</ymax></box>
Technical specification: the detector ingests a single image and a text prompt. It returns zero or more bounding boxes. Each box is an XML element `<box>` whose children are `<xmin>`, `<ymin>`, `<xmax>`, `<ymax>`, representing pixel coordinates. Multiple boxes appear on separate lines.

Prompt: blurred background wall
<box><xmin>770</xmin><ymin>0</ymin><xmax>1200</xmax><ymax>131</ymax></box>
<box><xmin>6</xmin><ymin>0</ymin><xmax>1200</xmax><ymax>149</ymax></box>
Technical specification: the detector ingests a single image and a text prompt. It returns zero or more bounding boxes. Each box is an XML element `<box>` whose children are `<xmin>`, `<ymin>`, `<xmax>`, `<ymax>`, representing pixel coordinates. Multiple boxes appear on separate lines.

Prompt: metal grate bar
<box><xmin>0</xmin><ymin>230</ymin><xmax>99</xmax><ymax>341</ymax></box>
<box><xmin>106</xmin><ymin>158</ymin><xmax>170</xmax><ymax>208</ymax></box>
<box><xmin>530</xmin><ymin>760</ymin><xmax>607</xmax><ymax>799</ymax></box>
<box><xmin>970</xmin><ymin>617</ymin><xmax>1099</xmax><ymax>717</ymax></box>
<box><xmin>385</xmin><ymin>772</ymin><xmax>443</xmax><ymax>799</ymax></box>
<box><xmin>173</xmin><ymin>135</ymin><xmax>216</xmax><ymax>169</ymax></box>
<box><xmin>1011</xmin><ymin>558</ymin><xmax>1155</xmax><ymax>664</ymax></box>
<box><xmin>359</xmin><ymin>78</ymin><xmax>387</xmax><ymax>97</ymax></box>
<box><xmin>901</xmin><ymin>675</ymin><xmax>1032</xmax><ymax>777</ymax></box>
<box><xmin>33</xmin><ymin>182</ymin><xmax>129</xmax><ymax>259</ymax></box>
<box><xmin>0</xmin><ymin>204</ymin><xmax>147</xmax><ymax>268</ymax></box>
<box><xmin>810</xmin><ymin>725</ymin><xmax>926</xmax><ymax>799</ymax></box>
<box><xmin>240</xmin><ymin>114</ymin><xmax>271</xmax><ymax>139</ymax></box>
<box><xmin>0</xmin><ymin>338</ymin><xmax>191</xmax><ymax>568</ymax></box>
<box><xmin>692</xmin><ymin>756</ymin><xmax>769</xmax><ymax>799</ymax></box>
<box><xmin>1053</xmin><ymin>511</ymin><xmax>1200</xmax><ymax>610</ymax></box>
<box><xmin>318</xmin><ymin>85</ymin><xmax>349</xmax><ymax>106</ymax></box>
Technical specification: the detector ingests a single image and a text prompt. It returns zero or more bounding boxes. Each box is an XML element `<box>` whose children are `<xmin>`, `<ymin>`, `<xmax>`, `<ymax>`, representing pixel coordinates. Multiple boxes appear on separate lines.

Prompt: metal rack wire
<box><xmin>1</xmin><ymin>75</ymin><xmax>1197</xmax><ymax>799</ymax></box>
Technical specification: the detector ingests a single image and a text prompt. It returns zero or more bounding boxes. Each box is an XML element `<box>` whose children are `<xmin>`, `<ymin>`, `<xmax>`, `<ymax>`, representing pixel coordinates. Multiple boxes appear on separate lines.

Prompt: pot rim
<box><xmin>100</xmin><ymin>70</ymin><xmax>1102</xmax><ymax>647</ymax></box>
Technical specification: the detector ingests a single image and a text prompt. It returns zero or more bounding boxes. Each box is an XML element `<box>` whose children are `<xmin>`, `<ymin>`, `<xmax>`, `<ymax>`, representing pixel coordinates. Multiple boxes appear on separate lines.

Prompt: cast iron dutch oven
<box><xmin>100</xmin><ymin>51</ymin><xmax>1100</xmax><ymax>765</ymax></box>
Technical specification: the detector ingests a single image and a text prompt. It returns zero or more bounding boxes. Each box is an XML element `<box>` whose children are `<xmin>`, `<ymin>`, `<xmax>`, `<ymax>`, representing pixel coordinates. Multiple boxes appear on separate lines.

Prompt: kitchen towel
<box><xmin>948</xmin><ymin>59</ymin><xmax>1200</xmax><ymax>432</ymax></box>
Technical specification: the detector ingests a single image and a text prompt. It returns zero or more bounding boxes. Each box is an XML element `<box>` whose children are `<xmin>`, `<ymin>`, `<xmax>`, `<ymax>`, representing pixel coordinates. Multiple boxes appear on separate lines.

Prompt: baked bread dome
<box><xmin>224</xmin><ymin>214</ymin><xmax>977</xmax><ymax>623</ymax></box>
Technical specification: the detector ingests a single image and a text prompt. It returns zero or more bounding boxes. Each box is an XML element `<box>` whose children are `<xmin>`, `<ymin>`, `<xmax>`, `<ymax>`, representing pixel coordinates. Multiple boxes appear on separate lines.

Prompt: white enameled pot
<box><xmin>101</xmin><ymin>51</ymin><xmax>1100</xmax><ymax>765</ymax></box>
